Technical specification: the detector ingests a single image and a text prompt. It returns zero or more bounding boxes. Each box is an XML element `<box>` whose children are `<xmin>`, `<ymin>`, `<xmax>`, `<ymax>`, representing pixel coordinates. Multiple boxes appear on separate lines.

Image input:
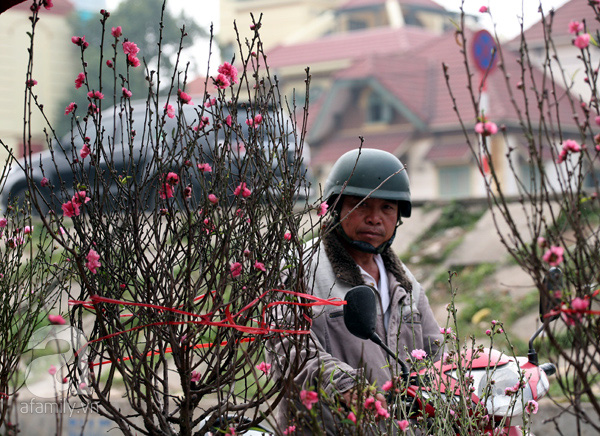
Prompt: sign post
<box><xmin>471</xmin><ymin>30</ymin><xmax>498</xmax><ymax>177</ymax></box>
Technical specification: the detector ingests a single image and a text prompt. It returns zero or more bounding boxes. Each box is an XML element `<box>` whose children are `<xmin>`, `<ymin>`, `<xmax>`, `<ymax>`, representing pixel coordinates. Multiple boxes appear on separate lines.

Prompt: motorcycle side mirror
<box><xmin>344</xmin><ymin>285</ymin><xmax>410</xmax><ymax>380</ymax></box>
<box><xmin>541</xmin><ymin>267</ymin><xmax>562</xmax><ymax>322</ymax></box>
<box><xmin>343</xmin><ymin>285</ymin><xmax>378</xmax><ymax>340</ymax></box>
<box><xmin>529</xmin><ymin>267</ymin><xmax>563</xmax><ymax>365</ymax></box>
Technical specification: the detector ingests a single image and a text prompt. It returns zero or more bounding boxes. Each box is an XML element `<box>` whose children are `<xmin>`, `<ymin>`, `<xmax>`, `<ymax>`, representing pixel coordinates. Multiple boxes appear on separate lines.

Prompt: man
<box><xmin>270</xmin><ymin>148</ymin><xmax>442</xmax><ymax>432</ymax></box>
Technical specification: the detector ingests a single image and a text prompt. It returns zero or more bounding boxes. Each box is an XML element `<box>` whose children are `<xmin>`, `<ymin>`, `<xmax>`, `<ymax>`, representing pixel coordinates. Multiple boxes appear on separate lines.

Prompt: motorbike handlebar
<box><xmin>540</xmin><ymin>362</ymin><xmax>556</xmax><ymax>376</ymax></box>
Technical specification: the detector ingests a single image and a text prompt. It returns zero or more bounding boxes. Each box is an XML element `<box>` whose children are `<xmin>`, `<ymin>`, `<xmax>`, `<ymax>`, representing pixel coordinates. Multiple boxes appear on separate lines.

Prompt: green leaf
<box><xmin>449</xmin><ymin>18</ymin><xmax>461</xmax><ymax>32</ymax></box>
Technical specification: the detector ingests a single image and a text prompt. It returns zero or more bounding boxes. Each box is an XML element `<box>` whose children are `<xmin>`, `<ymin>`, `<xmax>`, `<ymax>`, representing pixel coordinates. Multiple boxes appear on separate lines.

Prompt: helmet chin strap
<box><xmin>335</xmin><ymin>226</ymin><xmax>396</xmax><ymax>254</ymax></box>
<box><xmin>333</xmin><ymin>214</ymin><xmax>401</xmax><ymax>255</ymax></box>
<box><xmin>330</xmin><ymin>201</ymin><xmax>403</xmax><ymax>255</ymax></box>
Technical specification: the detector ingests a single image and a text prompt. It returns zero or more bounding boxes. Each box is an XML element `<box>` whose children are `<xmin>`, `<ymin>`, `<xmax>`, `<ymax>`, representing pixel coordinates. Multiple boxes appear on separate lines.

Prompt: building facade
<box><xmin>0</xmin><ymin>3</ymin><xmax>77</xmax><ymax>162</ymax></box>
<box><xmin>221</xmin><ymin>0</ymin><xmax>583</xmax><ymax>200</ymax></box>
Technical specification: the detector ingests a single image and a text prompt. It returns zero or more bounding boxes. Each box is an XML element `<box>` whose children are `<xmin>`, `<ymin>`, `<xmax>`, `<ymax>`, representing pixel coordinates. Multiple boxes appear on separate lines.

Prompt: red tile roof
<box><xmin>305</xmin><ymin>26</ymin><xmax>583</xmax><ymax>169</ymax></box>
<box><xmin>331</xmin><ymin>29</ymin><xmax>583</xmax><ymax>129</ymax></box>
<box><xmin>185</xmin><ymin>76</ymin><xmax>219</xmax><ymax>96</ymax></box>
<box><xmin>516</xmin><ymin>0</ymin><xmax>599</xmax><ymax>43</ymax></box>
<box><xmin>266</xmin><ymin>26</ymin><xmax>438</xmax><ymax>69</ymax></box>
<box><xmin>312</xmin><ymin>131</ymin><xmax>411</xmax><ymax>165</ymax></box>
<box><xmin>425</xmin><ymin>141</ymin><xmax>471</xmax><ymax>162</ymax></box>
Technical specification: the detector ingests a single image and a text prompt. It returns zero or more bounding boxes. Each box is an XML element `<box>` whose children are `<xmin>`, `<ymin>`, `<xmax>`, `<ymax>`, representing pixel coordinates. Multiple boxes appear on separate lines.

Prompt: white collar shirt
<box><xmin>358</xmin><ymin>254</ymin><xmax>391</xmax><ymax>330</ymax></box>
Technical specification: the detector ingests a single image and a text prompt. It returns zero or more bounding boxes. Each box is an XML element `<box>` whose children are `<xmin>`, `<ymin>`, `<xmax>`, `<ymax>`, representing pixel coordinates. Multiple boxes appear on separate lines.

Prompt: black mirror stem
<box><xmin>369</xmin><ymin>331</ymin><xmax>410</xmax><ymax>381</ymax></box>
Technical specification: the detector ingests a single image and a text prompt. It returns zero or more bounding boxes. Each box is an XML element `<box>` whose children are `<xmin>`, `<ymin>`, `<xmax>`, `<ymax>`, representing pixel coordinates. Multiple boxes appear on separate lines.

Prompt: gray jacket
<box><xmin>268</xmin><ymin>229</ymin><xmax>442</xmax><ymax>430</ymax></box>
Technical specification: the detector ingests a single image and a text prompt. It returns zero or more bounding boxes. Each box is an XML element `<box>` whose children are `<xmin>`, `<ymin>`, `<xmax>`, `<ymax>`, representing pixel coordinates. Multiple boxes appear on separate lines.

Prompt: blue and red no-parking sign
<box><xmin>472</xmin><ymin>30</ymin><xmax>498</xmax><ymax>73</ymax></box>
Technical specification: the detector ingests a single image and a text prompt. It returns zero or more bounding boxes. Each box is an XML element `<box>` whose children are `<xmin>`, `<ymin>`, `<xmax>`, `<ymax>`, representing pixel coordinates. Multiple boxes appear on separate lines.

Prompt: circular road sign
<box><xmin>472</xmin><ymin>30</ymin><xmax>498</xmax><ymax>73</ymax></box>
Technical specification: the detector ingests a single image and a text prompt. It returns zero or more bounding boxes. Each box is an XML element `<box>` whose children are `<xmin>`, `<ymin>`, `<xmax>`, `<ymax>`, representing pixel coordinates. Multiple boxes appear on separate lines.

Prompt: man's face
<box><xmin>339</xmin><ymin>196</ymin><xmax>398</xmax><ymax>248</ymax></box>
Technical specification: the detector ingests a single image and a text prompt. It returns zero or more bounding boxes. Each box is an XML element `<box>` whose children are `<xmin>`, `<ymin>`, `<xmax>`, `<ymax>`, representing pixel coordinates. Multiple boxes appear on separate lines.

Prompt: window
<box><xmin>367</xmin><ymin>93</ymin><xmax>391</xmax><ymax>124</ymax></box>
<box><xmin>348</xmin><ymin>19</ymin><xmax>367</xmax><ymax>31</ymax></box>
<box><xmin>519</xmin><ymin>160</ymin><xmax>541</xmax><ymax>193</ymax></box>
<box><xmin>584</xmin><ymin>167</ymin><xmax>600</xmax><ymax>191</ymax></box>
<box><xmin>438</xmin><ymin>165</ymin><xmax>471</xmax><ymax>199</ymax></box>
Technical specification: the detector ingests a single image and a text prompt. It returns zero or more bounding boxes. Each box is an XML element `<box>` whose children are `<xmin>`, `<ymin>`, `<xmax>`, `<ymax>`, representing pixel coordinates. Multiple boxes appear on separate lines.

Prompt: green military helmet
<box><xmin>324</xmin><ymin>148</ymin><xmax>411</xmax><ymax>218</ymax></box>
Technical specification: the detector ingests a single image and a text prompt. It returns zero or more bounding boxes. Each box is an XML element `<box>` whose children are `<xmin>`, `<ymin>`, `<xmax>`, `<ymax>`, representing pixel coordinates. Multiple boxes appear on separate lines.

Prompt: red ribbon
<box><xmin>70</xmin><ymin>289</ymin><xmax>345</xmax><ymax>367</ymax></box>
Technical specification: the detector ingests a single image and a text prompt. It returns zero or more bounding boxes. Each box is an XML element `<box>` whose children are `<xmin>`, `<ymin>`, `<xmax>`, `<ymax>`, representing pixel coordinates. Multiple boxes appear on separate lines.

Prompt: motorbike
<box><xmin>342</xmin><ymin>269</ymin><xmax>561</xmax><ymax>436</ymax></box>
<box><xmin>199</xmin><ymin>268</ymin><xmax>560</xmax><ymax>435</ymax></box>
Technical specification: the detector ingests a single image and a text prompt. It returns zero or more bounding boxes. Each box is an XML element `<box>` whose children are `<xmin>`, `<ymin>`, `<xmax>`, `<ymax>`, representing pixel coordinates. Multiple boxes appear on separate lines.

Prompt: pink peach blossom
<box><xmin>80</xmin><ymin>144</ymin><xmax>90</xmax><ymax>159</ymax></box>
<box><xmin>62</xmin><ymin>200</ymin><xmax>80</xmax><ymax>218</ymax></box>
<box><xmin>193</xmin><ymin>116</ymin><xmax>210</xmax><ymax>131</ymax></box>
<box><xmin>475</xmin><ymin>121</ymin><xmax>498</xmax><ymax>136</ymax></box>
<box><xmin>574</xmin><ymin>33</ymin><xmax>591</xmax><ymax>49</ymax></box>
<box><xmin>111</xmin><ymin>26</ymin><xmax>122</xmax><ymax>37</ymax></box>
<box><xmin>72</xmin><ymin>191</ymin><xmax>90</xmax><ymax>205</ymax></box>
<box><xmin>375</xmin><ymin>400</ymin><xmax>390</xmax><ymax>418</ymax></box>
<box><xmin>479</xmin><ymin>6</ymin><xmax>488</xmax><ymax>13</ymax></box>
<box><xmin>253</xmin><ymin>261</ymin><xmax>266</xmax><ymax>272</ymax></box>
<box><xmin>571</xmin><ymin>297</ymin><xmax>589</xmax><ymax>312</ymax></box>
<box><xmin>526</xmin><ymin>400</ymin><xmax>539</xmax><ymax>414</ymax></box>
<box><xmin>542</xmin><ymin>246</ymin><xmax>564</xmax><ymax>266</ymax></box>
<box><xmin>256</xmin><ymin>361</ymin><xmax>271</xmax><ymax>374</ymax></box>
<box><xmin>197</xmin><ymin>163</ymin><xmax>212</xmax><ymax>173</ymax></box>
<box><xmin>122</xmin><ymin>87</ymin><xmax>132</xmax><ymax>98</ymax></box>
<box><xmin>160</xmin><ymin>183</ymin><xmax>174</xmax><ymax>199</ymax></box>
<box><xmin>71</xmin><ymin>35</ymin><xmax>89</xmax><ymax>49</ymax></box>
<box><xmin>230</xmin><ymin>262</ymin><xmax>242</xmax><ymax>278</ymax></box>
<box><xmin>122</xmin><ymin>41</ymin><xmax>139</xmax><ymax>56</ymax></box>
<box><xmin>569</xmin><ymin>21</ymin><xmax>584</xmax><ymax>35</ymax></box>
<box><xmin>127</xmin><ymin>55</ymin><xmax>140</xmax><ymax>67</ymax></box>
<box><xmin>86</xmin><ymin>249</ymin><xmax>101</xmax><ymax>274</ymax></box>
<box><xmin>213</xmin><ymin>74</ymin><xmax>231</xmax><ymax>89</ymax></box>
<box><xmin>234</xmin><ymin>182</ymin><xmax>251</xmax><ymax>198</ymax></box>
<box><xmin>484</xmin><ymin>122</ymin><xmax>498</xmax><ymax>134</ymax></box>
<box><xmin>398</xmin><ymin>419</ymin><xmax>409</xmax><ymax>432</ymax></box>
<box><xmin>75</xmin><ymin>72</ymin><xmax>85</xmax><ymax>89</ymax></box>
<box><xmin>166</xmin><ymin>172</ymin><xmax>179</xmax><ymax>185</ymax></box>
<box><xmin>411</xmin><ymin>349</ymin><xmax>427</xmax><ymax>360</ymax></box>
<box><xmin>347</xmin><ymin>412</ymin><xmax>356</xmax><ymax>424</ymax></box>
<box><xmin>65</xmin><ymin>102</ymin><xmax>76</xmax><ymax>115</ymax></box>
<box><xmin>165</xmin><ymin>104</ymin><xmax>175</xmax><ymax>119</ymax></box>
<box><xmin>504</xmin><ymin>383</ymin><xmax>521</xmax><ymax>396</ymax></box>
<box><xmin>299</xmin><ymin>390</ymin><xmax>318</xmax><ymax>410</ymax></box>
<box><xmin>208</xmin><ymin>194</ymin><xmax>218</xmax><ymax>204</ymax></box>
<box><xmin>317</xmin><ymin>202</ymin><xmax>328</xmax><ymax>216</ymax></box>
<box><xmin>218</xmin><ymin>62</ymin><xmax>239</xmax><ymax>85</ymax></box>
<box><xmin>191</xmin><ymin>371</ymin><xmax>201</xmax><ymax>382</ymax></box>
<box><xmin>48</xmin><ymin>365</ymin><xmax>57</xmax><ymax>376</ymax></box>
<box><xmin>87</xmin><ymin>90</ymin><xmax>104</xmax><ymax>100</ymax></box>
<box><xmin>48</xmin><ymin>314</ymin><xmax>66</xmax><ymax>325</ymax></box>
<box><xmin>177</xmin><ymin>89</ymin><xmax>193</xmax><ymax>105</ymax></box>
